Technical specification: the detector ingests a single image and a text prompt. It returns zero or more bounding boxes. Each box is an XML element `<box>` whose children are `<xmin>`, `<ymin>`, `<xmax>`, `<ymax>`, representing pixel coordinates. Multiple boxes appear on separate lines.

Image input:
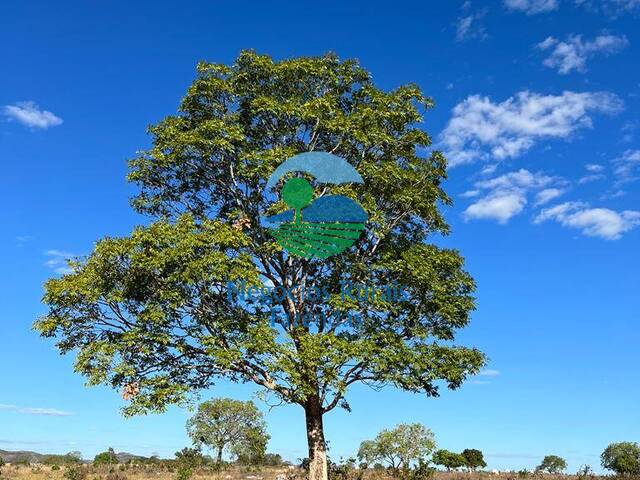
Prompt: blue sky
<box><xmin>1</xmin><ymin>0</ymin><xmax>639</xmax><ymax>473</ymax></box>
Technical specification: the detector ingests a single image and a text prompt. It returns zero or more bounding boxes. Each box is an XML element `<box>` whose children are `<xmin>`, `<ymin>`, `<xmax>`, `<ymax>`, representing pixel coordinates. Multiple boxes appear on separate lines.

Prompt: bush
<box><xmin>64</xmin><ymin>465</ymin><xmax>87</xmax><ymax>480</ymax></box>
<box><xmin>105</xmin><ymin>473</ymin><xmax>128</xmax><ymax>480</ymax></box>
<box><xmin>576</xmin><ymin>465</ymin><xmax>595</xmax><ymax>480</ymax></box>
<box><xmin>94</xmin><ymin>448</ymin><xmax>118</xmax><ymax>466</ymax></box>
<box><xmin>409</xmin><ymin>460</ymin><xmax>435</xmax><ymax>480</ymax></box>
<box><xmin>175</xmin><ymin>465</ymin><xmax>193</xmax><ymax>480</ymax></box>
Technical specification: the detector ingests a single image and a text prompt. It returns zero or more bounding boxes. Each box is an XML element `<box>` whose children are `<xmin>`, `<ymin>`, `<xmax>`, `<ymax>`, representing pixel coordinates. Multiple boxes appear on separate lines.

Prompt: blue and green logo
<box><xmin>261</xmin><ymin>152</ymin><xmax>368</xmax><ymax>259</ymax></box>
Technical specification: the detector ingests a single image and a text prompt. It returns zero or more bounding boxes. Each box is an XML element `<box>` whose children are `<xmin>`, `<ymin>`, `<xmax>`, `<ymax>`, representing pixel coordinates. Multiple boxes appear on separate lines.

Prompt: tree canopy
<box><xmin>536</xmin><ymin>455</ymin><xmax>567</xmax><ymax>474</ymax></box>
<box><xmin>34</xmin><ymin>51</ymin><xmax>486</xmax><ymax>480</ymax></box>
<box><xmin>357</xmin><ymin>423</ymin><xmax>436</xmax><ymax>470</ymax></box>
<box><xmin>601</xmin><ymin>442</ymin><xmax>640</xmax><ymax>476</ymax></box>
<box><xmin>432</xmin><ymin>449</ymin><xmax>466</xmax><ymax>471</ymax></box>
<box><xmin>187</xmin><ymin>398</ymin><xmax>269</xmax><ymax>464</ymax></box>
<box><xmin>461</xmin><ymin>449</ymin><xmax>486</xmax><ymax>471</ymax></box>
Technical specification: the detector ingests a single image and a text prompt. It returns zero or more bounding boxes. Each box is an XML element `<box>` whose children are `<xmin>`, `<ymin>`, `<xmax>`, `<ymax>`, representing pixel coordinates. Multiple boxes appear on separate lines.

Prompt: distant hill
<box><xmin>0</xmin><ymin>449</ymin><xmax>46</xmax><ymax>463</ymax></box>
<box><xmin>0</xmin><ymin>449</ymin><xmax>150</xmax><ymax>464</ymax></box>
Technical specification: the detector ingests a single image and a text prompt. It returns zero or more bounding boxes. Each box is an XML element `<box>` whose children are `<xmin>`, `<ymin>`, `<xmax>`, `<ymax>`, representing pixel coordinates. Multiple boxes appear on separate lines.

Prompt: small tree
<box><xmin>357</xmin><ymin>424</ymin><xmax>436</xmax><ymax>471</ymax></box>
<box><xmin>536</xmin><ymin>455</ymin><xmax>567</xmax><ymax>474</ymax></box>
<box><xmin>601</xmin><ymin>442</ymin><xmax>640</xmax><ymax>476</ymax></box>
<box><xmin>461</xmin><ymin>449</ymin><xmax>486</xmax><ymax>471</ymax></box>
<box><xmin>432</xmin><ymin>450</ymin><xmax>466</xmax><ymax>471</ymax></box>
<box><xmin>94</xmin><ymin>448</ymin><xmax>118</xmax><ymax>466</ymax></box>
<box><xmin>187</xmin><ymin>398</ymin><xmax>269</xmax><ymax>464</ymax></box>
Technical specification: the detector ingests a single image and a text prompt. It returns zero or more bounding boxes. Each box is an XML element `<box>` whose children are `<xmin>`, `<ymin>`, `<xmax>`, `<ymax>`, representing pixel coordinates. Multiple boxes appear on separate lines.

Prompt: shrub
<box><xmin>94</xmin><ymin>448</ymin><xmax>118</xmax><ymax>466</ymax></box>
<box><xmin>576</xmin><ymin>465</ymin><xmax>595</xmax><ymax>480</ymax></box>
<box><xmin>64</xmin><ymin>465</ymin><xmax>87</xmax><ymax>480</ymax></box>
<box><xmin>175</xmin><ymin>465</ymin><xmax>193</xmax><ymax>480</ymax></box>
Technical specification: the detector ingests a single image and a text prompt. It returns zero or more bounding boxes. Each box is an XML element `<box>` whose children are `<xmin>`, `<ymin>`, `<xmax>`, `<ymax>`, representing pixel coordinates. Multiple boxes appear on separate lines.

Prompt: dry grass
<box><xmin>0</xmin><ymin>465</ymin><xmax>612</xmax><ymax>480</ymax></box>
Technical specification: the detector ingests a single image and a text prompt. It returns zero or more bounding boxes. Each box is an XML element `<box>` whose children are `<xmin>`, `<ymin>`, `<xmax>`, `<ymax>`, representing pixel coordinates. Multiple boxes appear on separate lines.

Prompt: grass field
<box><xmin>0</xmin><ymin>465</ymin><xmax>611</xmax><ymax>480</ymax></box>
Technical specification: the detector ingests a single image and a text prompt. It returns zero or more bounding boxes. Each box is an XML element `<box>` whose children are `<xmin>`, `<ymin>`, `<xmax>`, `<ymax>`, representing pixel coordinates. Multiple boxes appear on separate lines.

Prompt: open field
<box><xmin>0</xmin><ymin>465</ymin><xmax>615</xmax><ymax>480</ymax></box>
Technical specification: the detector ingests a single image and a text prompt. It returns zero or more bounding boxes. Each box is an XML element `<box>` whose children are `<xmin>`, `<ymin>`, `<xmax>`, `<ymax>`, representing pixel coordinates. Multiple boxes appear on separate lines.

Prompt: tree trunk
<box><xmin>217</xmin><ymin>446</ymin><xmax>223</xmax><ymax>464</ymax></box>
<box><xmin>304</xmin><ymin>394</ymin><xmax>328</xmax><ymax>480</ymax></box>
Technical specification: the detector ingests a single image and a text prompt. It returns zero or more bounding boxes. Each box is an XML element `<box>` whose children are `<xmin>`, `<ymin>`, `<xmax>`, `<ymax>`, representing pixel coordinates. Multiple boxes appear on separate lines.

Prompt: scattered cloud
<box><xmin>535</xmin><ymin>187</ymin><xmax>565</xmax><ymax>206</ymax></box>
<box><xmin>479</xmin><ymin>369</ymin><xmax>501</xmax><ymax>376</ymax></box>
<box><xmin>504</xmin><ymin>0</ymin><xmax>559</xmax><ymax>14</ymax></box>
<box><xmin>2</xmin><ymin>101</ymin><xmax>63</xmax><ymax>129</ymax></box>
<box><xmin>441</xmin><ymin>91</ymin><xmax>623</xmax><ymax>166</ymax></box>
<box><xmin>463</xmin><ymin>169</ymin><xmax>563</xmax><ymax>223</ymax></box>
<box><xmin>535</xmin><ymin>202</ymin><xmax>640</xmax><ymax>239</ymax></box>
<box><xmin>44</xmin><ymin>249</ymin><xmax>77</xmax><ymax>274</ymax></box>
<box><xmin>0</xmin><ymin>404</ymin><xmax>73</xmax><ymax>417</ymax></box>
<box><xmin>456</xmin><ymin>2</ymin><xmax>488</xmax><ymax>42</ymax></box>
<box><xmin>586</xmin><ymin>163</ymin><xmax>605</xmax><ymax>173</ymax></box>
<box><xmin>15</xmin><ymin>235</ymin><xmax>35</xmax><ymax>247</ymax></box>
<box><xmin>578</xmin><ymin>173</ymin><xmax>605</xmax><ymax>184</ymax></box>
<box><xmin>575</xmin><ymin>0</ymin><xmax>640</xmax><ymax>16</ymax></box>
<box><xmin>614</xmin><ymin>149</ymin><xmax>640</xmax><ymax>183</ymax></box>
<box><xmin>537</xmin><ymin>34</ymin><xmax>628</xmax><ymax>74</ymax></box>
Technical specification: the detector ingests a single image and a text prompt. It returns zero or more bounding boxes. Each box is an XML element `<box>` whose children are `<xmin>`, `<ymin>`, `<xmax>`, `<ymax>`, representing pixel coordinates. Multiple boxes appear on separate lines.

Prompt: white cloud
<box><xmin>479</xmin><ymin>369</ymin><xmax>501</xmax><ymax>376</ymax></box>
<box><xmin>464</xmin><ymin>192</ymin><xmax>527</xmax><ymax>224</ymax></box>
<box><xmin>576</xmin><ymin>0</ymin><xmax>640</xmax><ymax>15</ymax></box>
<box><xmin>614</xmin><ymin>149</ymin><xmax>640</xmax><ymax>183</ymax></box>
<box><xmin>2</xmin><ymin>101</ymin><xmax>63</xmax><ymax>129</ymax></box>
<box><xmin>535</xmin><ymin>188</ymin><xmax>565</xmax><ymax>205</ymax></box>
<box><xmin>537</xmin><ymin>34</ymin><xmax>628</xmax><ymax>74</ymax></box>
<box><xmin>456</xmin><ymin>2</ymin><xmax>488</xmax><ymax>42</ymax></box>
<box><xmin>504</xmin><ymin>0</ymin><xmax>559</xmax><ymax>14</ymax></box>
<box><xmin>44</xmin><ymin>249</ymin><xmax>77</xmax><ymax>275</ymax></box>
<box><xmin>586</xmin><ymin>163</ymin><xmax>605</xmax><ymax>173</ymax></box>
<box><xmin>578</xmin><ymin>173</ymin><xmax>605</xmax><ymax>184</ymax></box>
<box><xmin>464</xmin><ymin>169</ymin><xmax>562</xmax><ymax>223</ymax></box>
<box><xmin>0</xmin><ymin>404</ymin><xmax>73</xmax><ymax>417</ymax></box>
<box><xmin>460</xmin><ymin>189</ymin><xmax>481</xmax><ymax>198</ymax></box>
<box><xmin>535</xmin><ymin>201</ymin><xmax>640</xmax><ymax>239</ymax></box>
<box><xmin>441</xmin><ymin>90</ymin><xmax>623</xmax><ymax>166</ymax></box>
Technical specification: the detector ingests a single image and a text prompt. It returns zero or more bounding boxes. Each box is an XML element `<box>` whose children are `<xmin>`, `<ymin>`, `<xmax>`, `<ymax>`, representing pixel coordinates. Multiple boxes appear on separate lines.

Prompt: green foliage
<box><xmin>601</xmin><ymin>442</ymin><xmax>640</xmax><ymax>476</ymax></box>
<box><xmin>174</xmin><ymin>448</ymin><xmax>207</xmax><ymax>469</ymax></box>
<box><xmin>35</xmin><ymin>50</ymin><xmax>485</xmax><ymax>418</ymax></box>
<box><xmin>12</xmin><ymin>457</ymin><xmax>30</xmax><ymax>467</ymax></box>
<box><xmin>186</xmin><ymin>398</ymin><xmax>269</xmax><ymax>464</ymax></box>
<box><xmin>432</xmin><ymin>450</ymin><xmax>465</xmax><ymax>471</ymax></box>
<box><xmin>517</xmin><ymin>469</ymin><xmax>530</xmax><ymax>478</ymax></box>
<box><xmin>408</xmin><ymin>460</ymin><xmax>436</xmax><ymax>480</ymax></box>
<box><xmin>535</xmin><ymin>455</ymin><xmax>567</xmax><ymax>474</ymax></box>
<box><xmin>461</xmin><ymin>449</ymin><xmax>486</xmax><ymax>471</ymax></box>
<box><xmin>43</xmin><ymin>452</ymin><xmax>83</xmax><ymax>466</ymax></box>
<box><xmin>0</xmin><ymin>457</ymin><xmax>4</xmax><ymax>468</ymax></box>
<box><xmin>174</xmin><ymin>465</ymin><xmax>193</xmax><ymax>480</ymax></box>
<box><xmin>94</xmin><ymin>448</ymin><xmax>118</xmax><ymax>466</ymax></box>
<box><xmin>63</xmin><ymin>465</ymin><xmax>87</xmax><ymax>480</ymax></box>
<box><xmin>261</xmin><ymin>453</ymin><xmax>285</xmax><ymax>466</ymax></box>
<box><xmin>357</xmin><ymin>423</ymin><xmax>436</xmax><ymax>470</ymax></box>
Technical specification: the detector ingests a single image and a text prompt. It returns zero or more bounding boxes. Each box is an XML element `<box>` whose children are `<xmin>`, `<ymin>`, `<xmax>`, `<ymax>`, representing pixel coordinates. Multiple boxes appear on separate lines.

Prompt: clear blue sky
<box><xmin>1</xmin><ymin>0</ymin><xmax>639</xmax><ymax>473</ymax></box>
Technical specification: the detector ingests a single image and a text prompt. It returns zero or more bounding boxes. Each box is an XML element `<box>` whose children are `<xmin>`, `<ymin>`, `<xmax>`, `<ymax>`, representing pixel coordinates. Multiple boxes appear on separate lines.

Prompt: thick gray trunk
<box><xmin>304</xmin><ymin>394</ymin><xmax>328</xmax><ymax>480</ymax></box>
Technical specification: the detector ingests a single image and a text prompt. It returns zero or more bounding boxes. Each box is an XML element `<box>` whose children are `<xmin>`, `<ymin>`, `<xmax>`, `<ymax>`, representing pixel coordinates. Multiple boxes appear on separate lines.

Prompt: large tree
<box><xmin>35</xmin><ymin>51</ymin><xmax>486</xmax><ymax>480</ymax></box>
